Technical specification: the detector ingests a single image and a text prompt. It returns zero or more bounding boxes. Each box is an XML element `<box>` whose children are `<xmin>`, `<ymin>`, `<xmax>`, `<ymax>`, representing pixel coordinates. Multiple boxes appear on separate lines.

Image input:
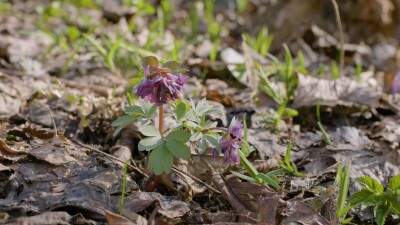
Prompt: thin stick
<box><xmin>46</xmin><ymin>106</ymin><xmax>58</xmax><ymax>138</ymax></box>
<box><xmin>158</xmin><ymin>105</ymin><xmax>164</xmax><ymax>134</ymax></box>
<box><xmin>72</xmin><ymin>139</ymin><xmax>149</xmax><ymax>178</ymax></box>
<box><xmin>172</xmin><ymin>166</ymin><xmax>221</xmax><ymax>194</ymax></box>
<box><xmin>331</xmin><ymin>0</ymin><xmax>344</xmax><ymax>73</ymax></box>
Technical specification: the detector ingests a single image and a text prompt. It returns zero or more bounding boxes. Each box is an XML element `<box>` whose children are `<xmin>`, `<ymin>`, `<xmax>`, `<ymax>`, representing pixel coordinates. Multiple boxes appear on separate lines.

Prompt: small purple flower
<box><xmin>136</xmin><ymin>65</ymin><xmax>187</xmax><ymax>105</ymax></box>
<box><xmin>392</xmin><ymin>72</ymin><xmax>400</xmax><ymax>93</ymax></box>
<box><xmin>217</xmin><ymin>119</ymin><xmax>243</xmax><ymax>164</ymax></box>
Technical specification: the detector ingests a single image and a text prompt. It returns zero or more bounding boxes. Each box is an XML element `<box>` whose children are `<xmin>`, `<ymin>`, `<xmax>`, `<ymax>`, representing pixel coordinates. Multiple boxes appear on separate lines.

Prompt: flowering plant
<box><xmin>112</xmin><ymin>56</ymin><xmax>282</xmax><ymax>189</ymax></box>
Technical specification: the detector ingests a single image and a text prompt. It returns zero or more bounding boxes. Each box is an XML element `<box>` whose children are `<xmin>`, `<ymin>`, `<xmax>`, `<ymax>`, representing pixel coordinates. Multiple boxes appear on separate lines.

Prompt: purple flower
<box><xmin>218</xmin><ymin>119</ymin><xmax>243</xmax><ymax>164</ymax></box>
<box><xmin>392</xmin><ymin>72</ymin><xmax>400</xmax><ymax>93</ymax></box>
<box><xmin>136</xmin><ymin>65</ymin><xmax>187</xmax><ymax>105</ymax></box>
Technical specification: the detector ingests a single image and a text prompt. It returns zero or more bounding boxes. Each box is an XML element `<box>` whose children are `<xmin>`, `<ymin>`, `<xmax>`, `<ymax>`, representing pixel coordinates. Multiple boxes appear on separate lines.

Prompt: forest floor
<box><xmin>1</xmin><ymin>1</ymin><xmax>400</xmax><ymax>224</ymax></box>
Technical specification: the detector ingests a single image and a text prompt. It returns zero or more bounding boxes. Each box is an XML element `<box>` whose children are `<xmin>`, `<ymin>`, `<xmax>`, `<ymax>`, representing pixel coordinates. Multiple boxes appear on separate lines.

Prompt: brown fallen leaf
<box><xmin>0</xmin><ymin>139</ymin><xmax>27</xmax><ymax>161</ymax></box>
<box><xmin>123</xmin><ymin>192</ymin><xmax>190</xmax><ymax>219</ymax></box>
<box><xmin>4</xmin><ymin>211</ymin><xmax>71</xmax><ymax>225</ymax></box>
<box><xmin>212</xmin><ymin>173</ymin><xmax>281</xmax><ymax>224</ymax></box>
<box><xmin>282</xmin><ymin>200</ymin><xmax>331</xmax><ymax>225</ymax></box>
<box><xmin>29</xmin><ymin>138</ymin><xmax>85</xmax><ymax>166</ymax></box>
<box><xmin>106</xmin><ymin>210</ymin><xmax>147</xmax><ymax>225</ymax></box>
<box><xmin>294</xmin><ymin>73</ymin><xmax>381</xmax><ymax>108</ymax></box>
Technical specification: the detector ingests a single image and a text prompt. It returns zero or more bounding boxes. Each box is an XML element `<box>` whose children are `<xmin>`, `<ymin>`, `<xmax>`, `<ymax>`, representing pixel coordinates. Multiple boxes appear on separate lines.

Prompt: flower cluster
<box><xmin>217</xmin><ymin>120</ymin><xmax>243</xmax><ymax>164</ymax></box>
<box><xmin>136</xmin><ymin>65</ymin><xmax>187</xmax><ymax>105</ymax></box>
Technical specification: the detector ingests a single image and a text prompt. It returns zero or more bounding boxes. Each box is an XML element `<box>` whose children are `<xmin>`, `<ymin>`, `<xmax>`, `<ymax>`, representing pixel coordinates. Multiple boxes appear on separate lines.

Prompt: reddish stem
<box><xmin>158</xmin><ymin>105</ymin><xmax>164</xmax><ymax>134</ymax></box>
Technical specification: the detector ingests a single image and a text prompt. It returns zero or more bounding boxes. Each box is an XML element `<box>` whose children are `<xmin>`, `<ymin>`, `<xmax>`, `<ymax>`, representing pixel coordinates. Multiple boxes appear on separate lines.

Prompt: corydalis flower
<box><xmin>136</xmin><ymin>64</ymin><xmax>187</xmax><ymax>105</ymax></box>
<box><xmin>392</xmin><ymin>72</ymin><xmax>400</xmax><ymax>93</ymax></box>
<box><xmin>217</xmin><ymin>119</ymin><xmax>243</xmax><ymax>164</ymax></box>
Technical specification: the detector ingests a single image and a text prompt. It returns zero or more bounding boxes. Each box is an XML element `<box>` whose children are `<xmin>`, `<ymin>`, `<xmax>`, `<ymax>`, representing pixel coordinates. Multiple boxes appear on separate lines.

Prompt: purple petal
<box><xmin>212</xmin><ymin>149</ymin><xmax>219</xmax><ymax>158</ymax></box>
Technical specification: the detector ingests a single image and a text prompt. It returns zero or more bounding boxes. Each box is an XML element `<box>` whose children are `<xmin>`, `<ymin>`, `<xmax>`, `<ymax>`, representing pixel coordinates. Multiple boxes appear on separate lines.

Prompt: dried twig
<box><xmin>331</xmin><ymin>0</ymin><xmax>344</xmax><ymax>73</ymax></box>
<box><xmin>72</xmin><ymin>139</ymin><xmax>149</xmax><ymax>178</ymax></box>
<box><xmin>172</xmin><ymin>166</ymin><xmax>221</xmax><ymax>194</ymax></box>
<box><xmin>46</xmin><ymin>106</ymin><xmax>58</xmax><ymax>138</ymax></box>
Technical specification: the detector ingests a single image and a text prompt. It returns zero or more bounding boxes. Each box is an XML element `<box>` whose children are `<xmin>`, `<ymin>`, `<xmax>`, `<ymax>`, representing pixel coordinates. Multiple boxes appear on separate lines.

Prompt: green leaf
<box><xmin>342</xmin><ymin>217</ymin><xmax>353</xmax><ymax>224</ymax></box>
<box><xmin>185</xmin><ymin>120</ymin><xmax>200</xmax><ymax>129</ymax></box>
<box><xmin>362</xmin><ymin>194</ymin><xmax>387</xmax><ymax>206</ymax></box>
<box><xmin>129</xmin><ymin>77</ymin><xmax>143</xmax><ymax>86</ymax></box>
<box><xmin>204</xmin><ymin>134</ymin><xmax>221</xmax><ymax>151</ymax></box>
<box><xmin>166</xmin><ymin>129</ymin><xmax>190</xmax><ymax>142</ymax></box>
<box><xmin>111</xmin><ymin>115</ymin><xmax>137</xmax><ymax>126</ymax></box>
<box><xmin>174</xmin><ymin>102</ymin><xmax>187</xmax><ymax>120</ymax></box>
<box><xmin>348</xmin><ymin>188</ymin><xmax>375</xmax><ymax>205</ymax></box>
<box><xmin>388</xmin><ymin>175</ymin><xmax>400</xmax><ymax>191</ymax></box>
<box><xmin>142</xmin><ymin>103</ymin><xmax>157</xmax><ymax>118</ymax></box>
<box><xmin>238</xmin><ymin>150</ymin><xmax>258</xmax><ymax>178</ymax></box>
<box><xmin>143</xmin><ymin>56</ymin><xmax>159</xmax><ymax>68</ymax></box>
<box><xmin>124</xmin><ymin>105</ymin><xmax>145</xmax><ymax>116</ymax></box>
<box><xmin>357</xmin><ymin>176</ymin><xmax>384</xmax><ymax>193</ymax></box>
<box><xmin>266</xmin><ymin>168</ymin><xmax>288</xmax><ymax>176</ymax></box>
<box><xmin>140</xmin><ymin>125</ymin><xmax>160</xmax><ymax>137</ymax></box>
<box><xmin>113</xmin><ymin>122</ymin><xmax>132</xmax><ymax>137</ymax></box>
<box><xmin>240</xmin><ymin>140</ymin><xmax>253</xmax><ymax>157</ymax></box>
<box><xmin>389</xmin><ymin>195</ymin><xmax>400</xmax><ymax>216</ymax></box>
<box><xmin>199</xmin><ymin>136</ymin><xmax>207</xmax><ymax>154</ymax></box>
<box><xmin>284</xmin><ymin>108</ymin><xmax>298</xmax><ymax>117</ymax></box>
<box><xmin>375</xmin><ymin>202</ymin><xmax>391</xmax><ymax>225</ymax></box>
<box><xmin>138</xmin><ymin>136</ymin><xmax>163</xmax><ymax>151</ymax></box>
<box><xmin>284</xmin><ymin>141</ymin><xmax>292</xmax><ymax>169</ymax></box>
<box><xmin>148</xmin><ymin>143</ymin><xmax>173</xmax><ymax>175</ymax></box>
<box><xmin>230</xmin><ymin>170</ymin><xmax>257</xmax><ymax>182</ymax></box>
<box><xmin>190</xmin><ymin>132</ymin><xmax>202</xmax><ymax>141</ymax></box>
<box><xmin>66</xmin><ymin>26</ymin><xmax>80</xmax><ymax>42</ymax></box>
<box><xmin>336</xmin><ymin>162</ymin><xmax>351</xmax><ymax>217</ymax></box>
<box><xmin>256</xmin><ymin>173</ymin><xmax>280</xmax><ymax>189</ymax></box>
<box><xmin>163</xmin><ymin>61</ymin><xmax>180</xmax><ymax>70</ymax></box>
<box><xmin>166</xmin><ymin>139</ymin><xmax>191</xmax><ymax>159</ymax></box>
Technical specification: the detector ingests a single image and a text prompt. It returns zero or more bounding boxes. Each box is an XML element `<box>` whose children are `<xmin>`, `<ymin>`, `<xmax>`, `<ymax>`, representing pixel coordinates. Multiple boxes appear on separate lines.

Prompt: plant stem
<box><xmin>331</xmin><ymin>0</ymin><xmax>344</xmax><ymax>73</ymax></box>
<box><xmin>158</xmin><ymin>105</ymin><xmax>164</xmax><ymax>133</ymax></box>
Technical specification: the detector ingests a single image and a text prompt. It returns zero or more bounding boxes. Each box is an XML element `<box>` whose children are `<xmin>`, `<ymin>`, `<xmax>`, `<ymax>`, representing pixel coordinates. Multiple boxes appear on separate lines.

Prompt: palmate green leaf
<box><xmin>148</xmin><ymin>143</ymin><xmax>173</xmax><ymax>175</ymax></box>
<box><xmin>113</xmin><ymin>122</ymin><xmax>132</xmax><ymax>137</ymax></box>
<box><xmin>142</xmin><ymin>103</ymin><xmax>157</xmax><ymax>118</ymax></box>
<box><xmin>348</xmin><ymin>188</ymin><xmax>375</xmax><ymax>205</ymax></box>
<box><xmin>388</xmin><ymin>175</ymin><xmax>400</xmax><ymax>191</ymax></box>
<box><xmin>190</xmin><ymin>132</ymin><xmax>202</xmax><ymax>142</ymax></box>
<box><xmin>204</xmin><ymin>134</ymin><xmax>220</xmax><ymax>150</ymax></box>
<box><xmin>199</xmin><ymin>136</ymin><xmax>207</xmax><ymax>154</ymax></box>
<box><xmin>112</xmin><ymin>115</ymin><xmax>138</xmax><ymax>137</ymax></box>
<box><xmin>174</xmin><ymin>102</ymin><xmax>187</xmax><ymax>120</ymax></box>
<box><xmin>166</xmin><ymin>139</ymin><xmax>191</xmax><ymax>159</ymax></box>
<box><xmin>111</xmin><ymin>115</ymin><xmax>137</xmax><ymax>127</ymax></box>
<box><xmin>357</xmin><ymin>176</ymin><xmax>384</xmax><ymax>193</ymax></box>
<box><xmin>166</xmin><ymin>129</ymin><xmax>190</xmax><ymax>142</ymax></box>
<box><xmin>138</xmin><ymin>136</ymin><xmax>163</xmax><ymax>151</ymax></box>
<box><xmin>375</xmin><ymin>202</ymin><xmax>391</xmax><ymax>225</ymax></box>
<box><xmin>140</xmin><ymin>125</ymin><xmax>160</xmax><ymax>137</ymax></box>
<box><xmin>124</xmin><ymin>105</ymin><xmax>145</xmax><ymax>116</ymax></box>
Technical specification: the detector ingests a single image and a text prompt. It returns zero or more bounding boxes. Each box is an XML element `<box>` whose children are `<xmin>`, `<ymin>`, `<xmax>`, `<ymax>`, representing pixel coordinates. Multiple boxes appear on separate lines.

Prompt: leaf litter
<box><xmin>1</xmin><ymin>0</ymin><xmax>400</xmax><ymax>224</ymax></box>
